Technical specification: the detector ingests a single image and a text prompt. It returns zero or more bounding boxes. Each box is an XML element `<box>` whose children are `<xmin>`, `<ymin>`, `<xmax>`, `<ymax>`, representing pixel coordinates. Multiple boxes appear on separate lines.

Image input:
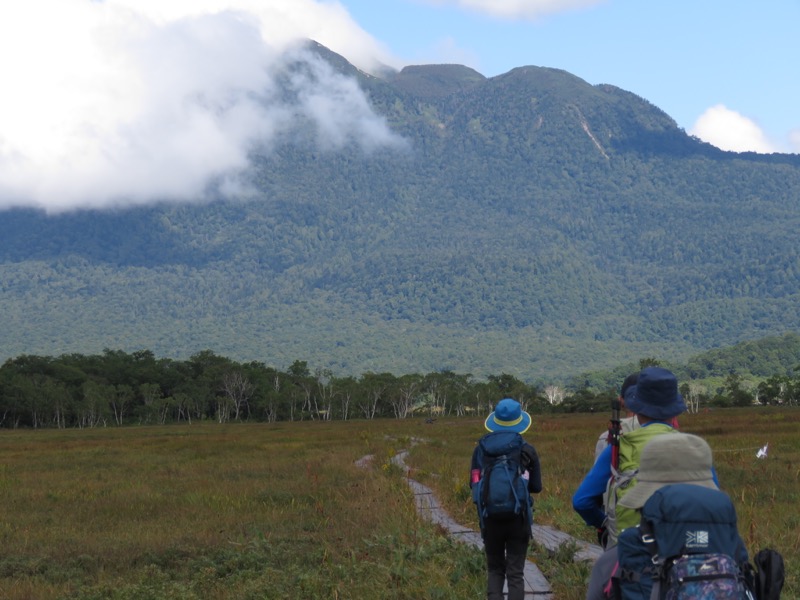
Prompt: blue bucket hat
<box><xmin>484</xmin><ymin>398</ymin><xmax>532</xmax><ymax>433</ymax></box>
<box><xmin>624</xmin><ymin>366</ymin><xmax>686</xmax><ymax>420</ymax></box>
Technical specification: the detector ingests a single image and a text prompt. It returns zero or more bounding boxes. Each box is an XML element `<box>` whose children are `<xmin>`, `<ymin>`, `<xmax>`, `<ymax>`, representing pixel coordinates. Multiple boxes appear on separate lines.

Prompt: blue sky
<box><xmin>0</xmin><ymin>0</ymin><xmax>797</xmax><ymax>212</ymax></box>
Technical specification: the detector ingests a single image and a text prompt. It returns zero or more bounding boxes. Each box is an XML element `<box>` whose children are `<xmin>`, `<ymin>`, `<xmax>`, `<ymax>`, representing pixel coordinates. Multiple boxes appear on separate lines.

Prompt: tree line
<box><xmin>1</xmin><ymin>350</ymin><xmax>796</xmax><ymax>429</ymax></box>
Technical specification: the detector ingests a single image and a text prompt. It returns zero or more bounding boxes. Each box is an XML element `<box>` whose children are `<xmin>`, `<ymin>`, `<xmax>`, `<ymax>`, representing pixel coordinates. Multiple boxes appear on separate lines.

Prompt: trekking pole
<box><xmin>609</xmin><ymin>398</ymin><xmax>621</xmax><ymax>470</ymax></box>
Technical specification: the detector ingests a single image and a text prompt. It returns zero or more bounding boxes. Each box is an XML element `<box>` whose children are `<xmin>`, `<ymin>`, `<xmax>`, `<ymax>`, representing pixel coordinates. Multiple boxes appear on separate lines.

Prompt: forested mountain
<box><xmin>1</xmin><ymin>42</ymin><xmax>799</xmax><ymax>382</ymax></box>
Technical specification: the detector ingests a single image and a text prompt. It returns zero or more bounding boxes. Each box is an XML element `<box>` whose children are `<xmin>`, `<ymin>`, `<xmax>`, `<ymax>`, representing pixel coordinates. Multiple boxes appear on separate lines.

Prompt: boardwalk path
<box><xmin>357</xmin><ymin>448</ymin><xmax>604</xmax><ymax>598</ymax></box>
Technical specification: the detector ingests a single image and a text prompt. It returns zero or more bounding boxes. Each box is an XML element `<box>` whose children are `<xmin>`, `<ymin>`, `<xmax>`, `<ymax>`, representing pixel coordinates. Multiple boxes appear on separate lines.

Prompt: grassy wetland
<box><xmin>1</xmin><ymin>408</ymin><xmax>797</xmax><ymax>599</ymax></box>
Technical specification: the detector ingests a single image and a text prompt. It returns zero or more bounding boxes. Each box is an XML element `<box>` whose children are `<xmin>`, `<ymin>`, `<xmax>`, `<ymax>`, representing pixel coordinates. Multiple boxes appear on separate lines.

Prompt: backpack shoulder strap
<box><xmin>638</xmin><ymin>516</ymin><xmax>657</xmax><ymax>558</ymax></box>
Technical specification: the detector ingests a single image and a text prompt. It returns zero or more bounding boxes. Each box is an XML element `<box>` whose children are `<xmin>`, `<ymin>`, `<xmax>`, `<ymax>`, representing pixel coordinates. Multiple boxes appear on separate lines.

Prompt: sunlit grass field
<box><xmin>0</xmin><ymin>407</ymin><xmax>796</xmax><ymax>599</ymax></box>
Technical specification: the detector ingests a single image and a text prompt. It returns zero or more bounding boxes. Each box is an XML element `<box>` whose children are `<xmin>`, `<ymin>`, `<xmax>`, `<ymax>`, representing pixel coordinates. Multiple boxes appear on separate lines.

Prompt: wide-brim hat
<box><xmin>619</xmin><ymin>433</ymin><xmax>718</xmax><ymax>510</ymax></box>
<box><xmin>484</xmin><ymin>398</ymin><xmax>532</xmax><ymax>434</ymax></box>
<box><xmin>624</xmin><ymin>366</ymin><xmax>686</xmax><ymax>420</ymax></box>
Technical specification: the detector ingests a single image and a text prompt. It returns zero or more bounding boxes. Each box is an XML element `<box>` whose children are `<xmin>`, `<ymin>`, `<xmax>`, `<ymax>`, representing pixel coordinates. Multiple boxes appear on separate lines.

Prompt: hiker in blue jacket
<box><xmin>572</xmin><ymin>367</ymin><xmax>686</xmax><ymax>547</ymax></box>
<box><xmin>585</xmin><ymin>433</ymin><xmax>731</xmax><ymax>600</ymax></box>
<box><xmin>471</xmin><ymin>398</ymin><xmax>542</xmax><ymax>600</ymax></box>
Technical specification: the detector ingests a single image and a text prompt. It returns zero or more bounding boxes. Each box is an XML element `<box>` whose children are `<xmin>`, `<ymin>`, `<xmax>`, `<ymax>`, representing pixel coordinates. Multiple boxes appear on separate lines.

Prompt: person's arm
<box><xmin>522</xmin><ymin>443</ymin><xmax>542</xmax><ymax>494</ymax></box>
<box><xmin>572</xmin><ymin>445</ymin><xmax>612</xmax><ymax>528</ymax></box>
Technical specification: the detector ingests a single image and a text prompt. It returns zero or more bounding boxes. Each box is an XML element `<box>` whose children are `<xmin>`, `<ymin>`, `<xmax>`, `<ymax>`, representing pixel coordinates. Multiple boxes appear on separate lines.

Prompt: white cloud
<box><xmin>421</xmin><ymin>0</ymin><xmax>604</xmax><ymax>20</ymax></box>
<box><xmin>106</xmin><ymin>0</ymin><xmax>400</xmax><ymax>73</ymax></box>
<box><xmin>689</xmin><ymin>105</ymin><xmax>778</xmax><ymax>154</ymax></box>
<box><xmin>285</xmin><ymin>49</ymin><xmax>407</xmax><ymax>152</ymax></box>
<box><xmin>0</xmin><ymin>0</ymin><xmax>403</xmax><ymax>213</ymax></box>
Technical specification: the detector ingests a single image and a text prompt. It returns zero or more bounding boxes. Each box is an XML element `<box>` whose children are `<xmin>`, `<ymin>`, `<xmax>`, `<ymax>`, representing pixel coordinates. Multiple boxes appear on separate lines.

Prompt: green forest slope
<box><xmin>1</xmin><ymin>42</ymin><xmax>799</xmax><ymax>380</ymax></box>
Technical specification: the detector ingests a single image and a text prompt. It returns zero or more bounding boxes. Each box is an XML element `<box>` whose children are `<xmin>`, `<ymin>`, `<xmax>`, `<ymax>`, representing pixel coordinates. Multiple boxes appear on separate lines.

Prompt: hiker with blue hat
<box><xmin>572</xmin><ymin>366</ymin><xmax>686</xmax><ymax>549</ymax></box>
<box><xmin>470</xmin><ymin>398</ymin><xmax>542</xmax><ymax>600</ymax></box>
<box><xmin>585</xmin><ymin>433</ymin><xmax>733</xmax><ymax>600</ymax></box>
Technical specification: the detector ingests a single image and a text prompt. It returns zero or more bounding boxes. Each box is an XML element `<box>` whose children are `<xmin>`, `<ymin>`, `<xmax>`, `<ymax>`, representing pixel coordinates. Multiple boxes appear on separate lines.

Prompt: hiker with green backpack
<box><xmin>585</xmin><ymin>432</ymin><xmax>784</xmax><ymax>599</ymax></box>
<box><xmin>573</xmin><ymin>366</ymin><xmax>685</xmax><ymax>548</ymax></box>
<box><xmin>470</xmin><ymin>398</ymin><xmax>543</xmax><ymax>600</ymax></box>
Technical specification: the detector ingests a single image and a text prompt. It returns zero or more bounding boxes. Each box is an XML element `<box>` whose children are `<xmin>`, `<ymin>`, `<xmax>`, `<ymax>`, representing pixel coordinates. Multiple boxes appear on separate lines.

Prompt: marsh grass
<box><xmin>0</xmin><ymin>408</ymin><xmax>796</xmax><ymax>598</ymax></box>
<box><xmin>0</xmin><ymin>421</ymin><xmax>484</xmax><ymax>599</ymax></box>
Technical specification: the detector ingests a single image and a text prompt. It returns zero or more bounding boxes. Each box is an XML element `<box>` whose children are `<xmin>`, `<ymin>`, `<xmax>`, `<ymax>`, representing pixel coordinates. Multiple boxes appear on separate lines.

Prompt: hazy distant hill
<box><xmin>1</xmin><ymin>42</ymin><xmax>799</xmax><ymax>381</ymax></box>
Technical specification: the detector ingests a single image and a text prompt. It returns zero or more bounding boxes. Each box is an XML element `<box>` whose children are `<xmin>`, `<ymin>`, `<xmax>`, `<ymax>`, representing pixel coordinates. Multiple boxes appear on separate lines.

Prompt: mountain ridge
<box><xmin>1</xmin><ymin>43</ymin><xmax>799</xmax><ymax>381</ymax></box>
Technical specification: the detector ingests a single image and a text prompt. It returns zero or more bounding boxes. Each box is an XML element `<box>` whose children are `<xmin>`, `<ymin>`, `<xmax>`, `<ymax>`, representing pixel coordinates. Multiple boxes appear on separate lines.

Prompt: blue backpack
<box><xmin>471</xmin><ymin>431</ymin><xmax>532</xmax><ymax>529</ymax></box>
<box><xmin>613</xmin><ymin>483</ymin><xmax>755</xmax><ymax>600</ymax></box>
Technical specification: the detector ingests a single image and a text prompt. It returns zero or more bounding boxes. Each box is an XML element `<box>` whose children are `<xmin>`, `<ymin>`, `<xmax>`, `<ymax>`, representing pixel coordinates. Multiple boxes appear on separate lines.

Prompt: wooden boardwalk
<box><xmin>385</xmin><ymin>450</ymin><xmax>604</xmax><ymax>598</ymax></box>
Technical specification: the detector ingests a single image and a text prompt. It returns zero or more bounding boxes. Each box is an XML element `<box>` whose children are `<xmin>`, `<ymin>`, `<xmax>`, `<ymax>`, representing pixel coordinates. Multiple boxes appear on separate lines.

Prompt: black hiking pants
<box><xmin>483</xmin><ymin>515</ymin><xmax>530</xmax><ymax>600</ymax></box>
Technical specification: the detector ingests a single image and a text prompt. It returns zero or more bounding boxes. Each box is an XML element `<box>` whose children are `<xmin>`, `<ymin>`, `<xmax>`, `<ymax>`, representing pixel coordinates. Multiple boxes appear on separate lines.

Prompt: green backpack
<box><xmin>602</xmin><ymin>424</ymin><xmax>677</xmax><ymax>546</ymax></box>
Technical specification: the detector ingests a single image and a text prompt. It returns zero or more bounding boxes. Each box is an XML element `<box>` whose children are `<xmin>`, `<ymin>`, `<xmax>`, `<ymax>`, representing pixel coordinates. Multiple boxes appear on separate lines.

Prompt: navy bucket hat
<box><xmin>484</xmin><ymin>398</ymin><xmax>532</xmax><ymax>434</ymax></box>
<box><xmin>624</xmin><ymin>366</ymin><xmax>686</xmax><ymax>420</ymax></box>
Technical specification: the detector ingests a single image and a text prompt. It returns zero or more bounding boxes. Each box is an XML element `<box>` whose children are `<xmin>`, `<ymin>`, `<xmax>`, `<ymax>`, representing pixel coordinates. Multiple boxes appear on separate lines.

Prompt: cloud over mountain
<box><xmin>0</xmin><ymin>0</ymin><xmax>402</xmax><ymax>213</ymax></box>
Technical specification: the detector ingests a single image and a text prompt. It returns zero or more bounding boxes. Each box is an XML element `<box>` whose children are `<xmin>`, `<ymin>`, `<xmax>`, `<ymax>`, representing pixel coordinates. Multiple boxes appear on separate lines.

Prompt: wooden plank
<box><xmin>364</xmin><ymin>448</ymin><xmax>604</xmax><ymax>597</ymax></box>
